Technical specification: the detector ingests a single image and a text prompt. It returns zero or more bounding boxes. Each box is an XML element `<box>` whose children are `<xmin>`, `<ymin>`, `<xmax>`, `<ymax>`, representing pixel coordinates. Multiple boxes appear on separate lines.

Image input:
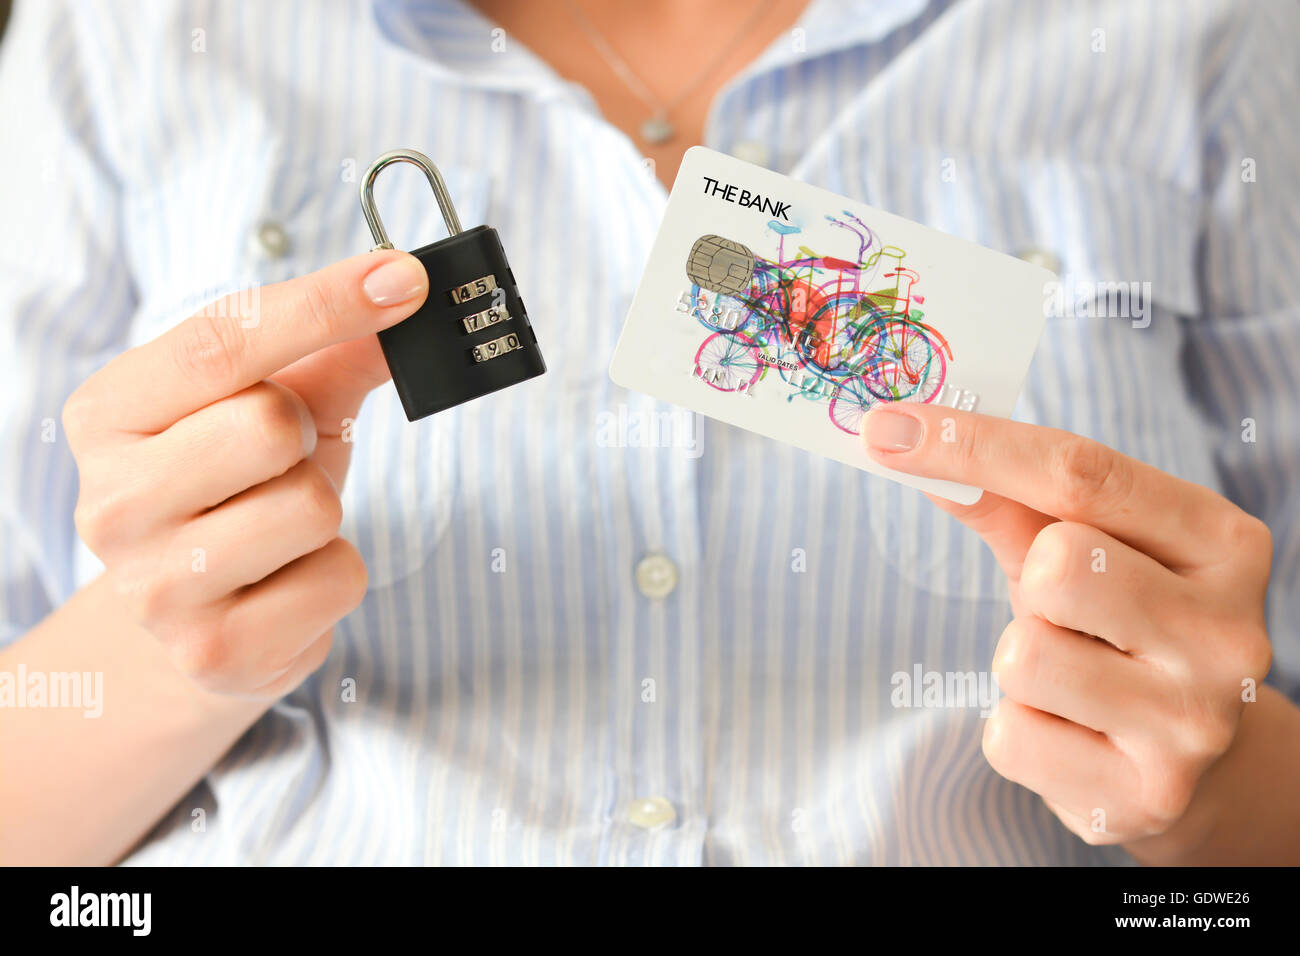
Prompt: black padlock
<box><xmin>360</xmin><ymin>149</ymin><xmax>546</xmax><ymax>421</ymax></box>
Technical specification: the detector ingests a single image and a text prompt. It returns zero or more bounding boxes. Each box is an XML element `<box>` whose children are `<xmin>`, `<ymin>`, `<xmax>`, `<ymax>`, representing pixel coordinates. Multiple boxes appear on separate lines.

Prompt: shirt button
<box><xmin>252</xmin><ymin>220</ymin><xmax>292</xmax><ymax>259</ymax></box>
<box><xmin>731</xmin><ymin>140</ymin><xmax>769</xmax><ymax>167</ymax></box>
<box><xmin>1016</xmin><ymin>245</ymin><xmax>1061</xmax><ymax>275</ymax></box>
<box><xmin>635</xmin><ymin>553</ymin><xmax>679</xmax><ymax>599</ymax></box>
<box><xmin>626</xmin><ymin>796</ymin><xmax>677</xmax><ymax>830</ymax></box>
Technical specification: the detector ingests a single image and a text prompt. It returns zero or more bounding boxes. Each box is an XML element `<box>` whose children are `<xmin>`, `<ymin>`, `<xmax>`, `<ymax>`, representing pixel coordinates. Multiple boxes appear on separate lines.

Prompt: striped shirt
<box><xmin>1</xmin><ymin>0</ymin><xmax>1297</xmax><ymax>865</ymax></box>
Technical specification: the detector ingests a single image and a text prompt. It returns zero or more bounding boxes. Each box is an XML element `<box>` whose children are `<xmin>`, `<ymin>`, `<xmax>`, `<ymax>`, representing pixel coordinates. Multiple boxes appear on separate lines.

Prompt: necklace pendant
<box><xmin>640</xmin><ymin>114</ymin><xmax>675</xmax><ymax>144</ymax></box>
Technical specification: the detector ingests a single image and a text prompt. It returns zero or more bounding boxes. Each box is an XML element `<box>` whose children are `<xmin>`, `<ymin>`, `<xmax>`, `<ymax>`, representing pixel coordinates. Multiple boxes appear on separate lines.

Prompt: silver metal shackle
<box><xmin>360</xmin><ymin>148</ymin><xmax>463</xmax><ymax>250</ymax></box>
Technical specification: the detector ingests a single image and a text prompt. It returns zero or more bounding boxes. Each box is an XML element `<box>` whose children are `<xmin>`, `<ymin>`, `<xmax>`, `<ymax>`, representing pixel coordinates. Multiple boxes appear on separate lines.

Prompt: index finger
<box><xmin>861</xmin><ymin>403</ymin><xmax>1232</xmax><ymax>571</ymax></box>
<box><xmin>88</xmin><ymin>250</ymin><xmax>428</xmax><ymax>432</ymax></box>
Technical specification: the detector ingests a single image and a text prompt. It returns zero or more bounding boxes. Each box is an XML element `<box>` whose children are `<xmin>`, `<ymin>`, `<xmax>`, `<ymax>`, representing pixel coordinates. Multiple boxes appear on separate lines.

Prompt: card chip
<box><xmin>686</xmin><ymin>235</ymin><xmax>755</xmax><ymax>296</ymax></box>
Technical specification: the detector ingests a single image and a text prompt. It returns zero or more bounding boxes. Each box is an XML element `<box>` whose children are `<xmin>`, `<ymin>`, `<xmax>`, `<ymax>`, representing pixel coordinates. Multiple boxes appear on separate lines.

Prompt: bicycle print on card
<box><xmin>679</xmin><ymin>211</ymin><xmax>957</xmax><ymax>436</ymax></box>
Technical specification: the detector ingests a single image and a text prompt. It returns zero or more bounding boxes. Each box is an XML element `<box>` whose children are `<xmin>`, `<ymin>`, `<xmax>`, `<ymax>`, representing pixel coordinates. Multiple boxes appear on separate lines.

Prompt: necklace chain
<box><xmin>564</xmin><ymin>0</ymin><xmax>777</xmax><ymax>144</ymax></box>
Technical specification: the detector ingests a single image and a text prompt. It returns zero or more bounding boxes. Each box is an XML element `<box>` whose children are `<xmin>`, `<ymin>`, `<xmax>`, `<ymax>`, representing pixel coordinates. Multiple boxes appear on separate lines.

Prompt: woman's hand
<box><xmin>63</xmin><ymin>251</ymin><xmax>428</xmax><ymax>698</ymax></box>
<box><xmin>861</xmin><ymin>403</ymin><xmax>1279</xmax><ymax>858</ymax></box>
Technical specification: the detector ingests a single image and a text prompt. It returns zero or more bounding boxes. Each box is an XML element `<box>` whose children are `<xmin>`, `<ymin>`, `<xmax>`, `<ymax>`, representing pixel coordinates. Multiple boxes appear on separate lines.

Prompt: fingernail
<box><xmin>362</xmin><ymin>256</ymin><xmax>427</xmax><ymax>306</ymax></box>
<box><xmin>862</xmin><ymin>408</ymin><xmax>923</xmax><ymax>453</ymax></box>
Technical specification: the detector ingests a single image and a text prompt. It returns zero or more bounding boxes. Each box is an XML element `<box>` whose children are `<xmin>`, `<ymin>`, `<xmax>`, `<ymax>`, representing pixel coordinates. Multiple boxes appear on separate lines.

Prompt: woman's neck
<box><xmin>470</xmin><ymin>0</ymin><xmax>811</xmax><ymax>187</ymax></box>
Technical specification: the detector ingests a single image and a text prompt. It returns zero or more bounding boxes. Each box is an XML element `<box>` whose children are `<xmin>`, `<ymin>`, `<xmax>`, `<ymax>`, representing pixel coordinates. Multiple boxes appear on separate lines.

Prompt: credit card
<box><xmin>609</xmin><ymin>146</ymin><xmax>1051</xmax><ymax>504</ymax></box>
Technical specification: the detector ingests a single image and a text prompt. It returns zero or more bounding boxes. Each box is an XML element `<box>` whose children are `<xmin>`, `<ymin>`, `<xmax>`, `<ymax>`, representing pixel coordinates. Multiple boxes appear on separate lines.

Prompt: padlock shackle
<box><xmin>360</xmin><ymin>149</ymin><xmax>463</xmax><ymax>250</ymax></box>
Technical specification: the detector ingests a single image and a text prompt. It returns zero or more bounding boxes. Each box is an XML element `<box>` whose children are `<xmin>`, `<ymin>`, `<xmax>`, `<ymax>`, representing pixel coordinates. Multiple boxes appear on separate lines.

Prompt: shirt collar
<box><xmin>765</xmin><ymin>0</ymin><xmax>934</xmax><ymax>66</ymax></box>
<box><xmin>371</xmin><ymin>0</ymin><xmax>935</xmax><ymax>94</ymax></box>
<box><xmin>371</xmin><ymin>0</ymin><xmax>577</xmax><ymax>96</ymax></box>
